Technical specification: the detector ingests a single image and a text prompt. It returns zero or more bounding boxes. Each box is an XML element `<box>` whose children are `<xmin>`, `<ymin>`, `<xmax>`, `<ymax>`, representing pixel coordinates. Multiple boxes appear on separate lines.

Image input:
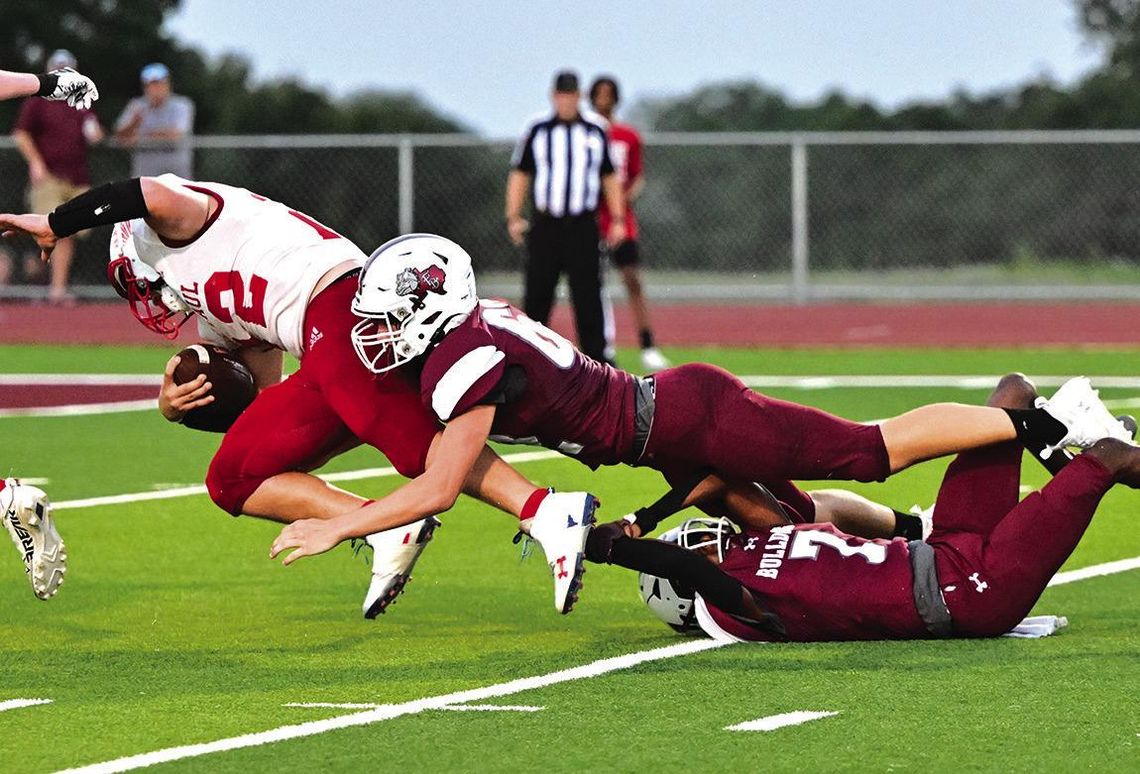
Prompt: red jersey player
<box><xmin>0</xmin><ymin>180</ymin><xmax>596</xmax><ymax>617</ymax></box>
<box><xmin>606</xmin><ymin>376</ymin><xmax>1140</xmax><ymax>642</ymax></box>
<box><xmin>589</xmin><ymin>76</ymin><xmax>668</xmax><ymax>371</ymax></box>
<box><xmin>268</xmin><ymin>234</ymin><xmax>1129</xmax><ymax>583</ymax></box>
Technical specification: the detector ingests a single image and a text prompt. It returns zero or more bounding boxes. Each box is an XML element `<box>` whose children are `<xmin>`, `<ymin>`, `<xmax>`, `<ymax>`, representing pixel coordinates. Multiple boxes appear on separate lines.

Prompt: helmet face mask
<box><xmin>107</xmin><ymin>223</ymin><xmax>192</xmax><ymax>339</ymax></box>
<box><xmin>638</xmin><ymin>517</ymin><xmax>739</xmax><ymax>634</ymax></box>
<box><xmin>351</xmin><ymin>233</ymin><xmax>478</xmax><ymax>374</ymax></box>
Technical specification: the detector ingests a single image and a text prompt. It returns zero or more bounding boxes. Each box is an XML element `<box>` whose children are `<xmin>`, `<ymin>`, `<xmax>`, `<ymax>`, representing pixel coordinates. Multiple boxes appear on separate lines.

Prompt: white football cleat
<box><xmin>361</xmin><ymin>516</ymin><xmax>440</xmax><ymax>619</ymax></box>
<box><xmin>2</xmin><ymin>478</ymin><xmax>67</xmax><ymax>600</ymax></box>
<box><xmin>525</xmin><ymin>492</ymin><xmax>598</xmax><ymax>614</ymax></box>
<box><xmin>1035</xmin><ymin>377</ymin><xmax>1133</xmax><ymax>459</ymax></box>
<box><xmin>640</xmin><ymin>347</ymin><xmax>670</xmax><ymax>372</ymax></box>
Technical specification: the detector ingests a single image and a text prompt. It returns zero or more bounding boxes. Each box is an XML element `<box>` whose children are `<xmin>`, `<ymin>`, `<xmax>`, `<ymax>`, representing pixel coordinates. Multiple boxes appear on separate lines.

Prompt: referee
<box><xmin>506</xmin><ymin>70</ymin><xmax>626</xmax><ymax>365</ymax></box>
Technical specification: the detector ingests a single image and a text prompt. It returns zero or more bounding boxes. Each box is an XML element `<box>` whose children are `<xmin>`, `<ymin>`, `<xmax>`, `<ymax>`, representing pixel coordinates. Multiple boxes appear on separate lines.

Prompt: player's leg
<box><xmin>648</xmin><ymin>364</ymin><xmax>1122</xmax><ymax>484</ymax></box>
<box><xmin>523</xmin><ymin>216</ymin><xmax>561</xmax><ymax>326</ymax></box>
<box><xmin>205</xmin><ymin>374</ymin><xmax>365</xmax><ymax>522</ymax></box>
<box><xmin>941</xmin><ymin>441</ymin><xmax>1132</xmax><ymax>637</ymax></box>
<box><xmin>614</xmin><ymin>241</ymin><xmax>667</xmax><ymax>370</ymax></box>
<box><xmin>565</xmin><ymin>216</ymin><xmax>611</xmax><ymax>364</ymax></box>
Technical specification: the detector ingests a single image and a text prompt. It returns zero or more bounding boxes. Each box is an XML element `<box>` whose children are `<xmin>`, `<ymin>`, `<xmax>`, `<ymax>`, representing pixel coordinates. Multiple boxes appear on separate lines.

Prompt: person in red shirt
<box><xmin>589</xmin><ymin>76</ymin><xmax>668</xmax><ymax>371</ymax></box>
<box><xmin>12</xmin><ymin>50</ymin><xmax>104</xmax><ymax>304</ymax></box>
<box><xmin>599</xmin><ymin>375</ymin><xmax>1140</xmax><ymax>642</ymax></box>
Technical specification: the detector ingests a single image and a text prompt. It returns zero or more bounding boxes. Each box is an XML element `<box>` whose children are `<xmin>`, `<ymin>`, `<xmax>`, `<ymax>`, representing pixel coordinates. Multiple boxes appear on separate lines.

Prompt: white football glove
<box><xmin>42</xmin><ymin>68</ymin><xmax>99</xmax><ymax>110</ymax></box>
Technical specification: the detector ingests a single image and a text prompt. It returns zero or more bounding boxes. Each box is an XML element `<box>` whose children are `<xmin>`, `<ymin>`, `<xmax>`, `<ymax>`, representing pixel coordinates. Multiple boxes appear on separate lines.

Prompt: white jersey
<box><xmin>122</xmin><ymin>175</ymin><xmax>365</xmax><ymax>358</ymax></box>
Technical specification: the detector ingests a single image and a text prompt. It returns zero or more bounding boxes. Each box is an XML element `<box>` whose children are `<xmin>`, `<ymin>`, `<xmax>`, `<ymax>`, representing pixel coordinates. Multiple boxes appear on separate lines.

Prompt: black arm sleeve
<box><xmin>48</xmin><ymin>178</ymin><xmax>149</xmax><ymax>238</ymax></box>
<box><xmin>608</xmin><ymin>537</ymin><xmax>745</xmax><ymax>615</ymax></box>
<box><xmin>630</xmin><ymin>468</ymin><xmax>713</xmax><ymax>534</ymax></box>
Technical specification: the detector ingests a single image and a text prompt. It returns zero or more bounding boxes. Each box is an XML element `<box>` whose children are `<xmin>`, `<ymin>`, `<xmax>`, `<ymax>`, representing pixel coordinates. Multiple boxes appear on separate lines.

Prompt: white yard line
<box><xmin>725</xmin><ymin>710</ymin><xmax>839</xmax><ymax>732</ymax></box>
<box><xmin>53</xmin><ymin>552</ymin><xmax>1140</xmax><ymax>773</ymax></box>
<box><xmin>52</xmin><ymin>450</ymin><xmax>562</xmax><ymax>511</ymax></box>
<box><xmin>737</xmin><ymin>375</ymin><xmax>1140</xmax><ymax>390</ymax></box>
<box><xmin>0</xmin><ymin>698</ymin><xmax>53</xmax><ymax>713</ymax></box>
<box><xmin>0</xmin><ymin>400</ymin><xmax>155</xmax><ymax>419</ymax></box>
<box><xmin>1048</xmin><ymin>556</ymin><xmax>1140</xmax><ymax>587</ymax></box>
<box><xmin>58</xmin><ymin>640</ymin><xmax>726</xmax><ymax>774</ymax></box>
<box><xmin>286</xmin><ymin>702</ymin><xmax>545</xmax><ymax>713</ymax></box>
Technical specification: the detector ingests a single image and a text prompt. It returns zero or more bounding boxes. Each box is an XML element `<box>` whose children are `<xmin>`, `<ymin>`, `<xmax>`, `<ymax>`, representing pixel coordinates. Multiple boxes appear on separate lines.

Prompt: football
<box><xmin>172</xmin><ymin>345</ymin><xmax>257</xmax><ymax>433</ymax></box>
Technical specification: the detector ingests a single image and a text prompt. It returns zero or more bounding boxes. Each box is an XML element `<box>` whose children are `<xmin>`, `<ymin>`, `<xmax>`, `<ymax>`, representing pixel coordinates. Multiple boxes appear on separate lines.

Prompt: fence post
<box><xmin>398</xmin><ymin>136</ymin><xmax>414</xmax><ymax>233</ymax></box>
<box><xmin>790</xmin><ymin>136</ymin><xmax>810</xmax><ymax>304</ymax></box>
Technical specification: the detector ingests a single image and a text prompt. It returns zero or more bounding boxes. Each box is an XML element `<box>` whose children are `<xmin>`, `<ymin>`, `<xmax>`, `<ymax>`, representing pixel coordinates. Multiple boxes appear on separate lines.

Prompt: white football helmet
<box><xmin>351</xmin><ymin>233</ymin><xmax>478</xmax><ymax>373</ymax></box>
<box><xmin>638</xmin><ymin>517</ymin><xmax>738</xmax><ymax>634</ymax></box>
<box><xmin>107</xmin><ymin>222</ymin><xmax>192</xmax><ymax>338</ymax></box>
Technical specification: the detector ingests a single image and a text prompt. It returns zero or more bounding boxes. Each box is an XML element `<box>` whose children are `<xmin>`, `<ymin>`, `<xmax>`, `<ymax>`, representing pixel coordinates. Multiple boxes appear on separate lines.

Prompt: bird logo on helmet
<box><xmin>395</xmin><ymin>265</ymin><xmax>448</xmax><ymax>305</ymax></box>
<box><xmin>351</xmin><ymin>233</ymin><xmax>478</xmax><ymax>374</ymax></box>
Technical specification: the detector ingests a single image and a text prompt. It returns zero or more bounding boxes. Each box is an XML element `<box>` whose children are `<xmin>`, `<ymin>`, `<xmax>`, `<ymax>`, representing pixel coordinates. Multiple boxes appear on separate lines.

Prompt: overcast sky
<box><xmin>168</xmin><ymin>0</ymin><xmax>1103</xmax><ymax>137</ymax></box>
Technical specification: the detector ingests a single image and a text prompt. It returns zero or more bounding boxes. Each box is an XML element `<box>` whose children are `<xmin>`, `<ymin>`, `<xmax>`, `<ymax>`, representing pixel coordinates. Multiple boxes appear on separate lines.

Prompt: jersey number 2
<box><xmin>204</xmin><ymin>272</ymin><xmax>269</xmax><ymax>327</ymax></box>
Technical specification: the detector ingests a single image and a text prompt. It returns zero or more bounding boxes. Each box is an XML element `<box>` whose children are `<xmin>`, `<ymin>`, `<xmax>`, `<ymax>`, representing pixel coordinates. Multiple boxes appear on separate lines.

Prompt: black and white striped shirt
<box><xmin>511</xmin><ymin>111</ymin><xmax>615</xmax><ymax>217</ymax></box>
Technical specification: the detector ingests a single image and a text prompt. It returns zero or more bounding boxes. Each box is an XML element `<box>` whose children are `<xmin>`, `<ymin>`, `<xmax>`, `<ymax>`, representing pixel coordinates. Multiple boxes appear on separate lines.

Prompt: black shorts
<box><xmin>609</xmin><ymin>239</ymin><xmax>640</xmax><ymax>268</ymax></box>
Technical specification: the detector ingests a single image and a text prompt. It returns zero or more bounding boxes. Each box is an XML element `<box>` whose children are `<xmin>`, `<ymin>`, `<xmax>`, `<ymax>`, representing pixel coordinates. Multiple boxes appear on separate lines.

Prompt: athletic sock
<box><xmin>1003</xmin><ymin>408</ymin><xmax>1067</xmax><ymax>452</ymax></box>
<box><xmin>892</xmin><ymin>510</ymin><xmax>924</xmax><ymax>540</ymax></box>
<box><xmin>639</xmin><ymin>329</ymin><xmax>655</xmax><ymax>349</ymax></box>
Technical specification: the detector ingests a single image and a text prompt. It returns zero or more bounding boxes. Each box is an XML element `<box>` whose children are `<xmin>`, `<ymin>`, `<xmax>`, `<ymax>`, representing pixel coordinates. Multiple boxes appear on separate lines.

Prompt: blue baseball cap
<box><xmin>140</xmin><ymin>63</ymin><xmax>170</xmax><ymax>83</ymax></box>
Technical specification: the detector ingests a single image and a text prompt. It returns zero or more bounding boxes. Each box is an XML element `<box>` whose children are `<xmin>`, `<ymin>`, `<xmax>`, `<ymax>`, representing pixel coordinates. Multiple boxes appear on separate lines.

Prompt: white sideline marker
<box><xmin>1048</xmin><ymin>556</ymin><xmax>1140</xmax><ymax>587</ymax></box>
<box><xmin>725</xmin><ymin>710</ymin><xmax>839</xmax><ymax>732</ymax></box>
<box><xmin>0</xmin><ymin>698</ymin><xmax>52</xmax><ymax>713</ymax></box>
<box><xmin>58</xmin><ymin>639</ymin><xmax>726</xmax><ymax>774</ymax></box>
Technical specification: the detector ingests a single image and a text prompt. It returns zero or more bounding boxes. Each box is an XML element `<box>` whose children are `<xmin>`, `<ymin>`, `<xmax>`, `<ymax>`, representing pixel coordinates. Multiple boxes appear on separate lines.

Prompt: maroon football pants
<box><xmin>642</xmin><ymin>363</ymin><xmax>891</xmax><ymax>521</ymax></box>
<box><xmin>205</xmin><ymin>275</ymin><xmax>440</xmax><ymax>516</ymax></box>
<box><xmin>929</xmin><ymin>442</ymin><xmax>1114</xmax><ymax>637</ymax></box>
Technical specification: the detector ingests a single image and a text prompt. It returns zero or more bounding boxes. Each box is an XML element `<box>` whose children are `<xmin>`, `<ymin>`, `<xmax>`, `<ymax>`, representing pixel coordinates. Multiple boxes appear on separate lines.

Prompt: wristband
<box><xmin>35</xmin><ymin>73</ymin><xmax>58</xmax><ymax>98</ymax></box>
<box><xmin>48</xmin><ymin>178</ymin><xmax>149</xmax><ymax>238</ymax></box>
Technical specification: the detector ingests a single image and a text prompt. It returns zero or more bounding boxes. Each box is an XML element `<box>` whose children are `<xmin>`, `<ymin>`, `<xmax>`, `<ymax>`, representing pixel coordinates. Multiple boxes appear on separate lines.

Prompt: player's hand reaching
<box><xmin>158</xmin><ymin>355</ymin><xmax>214</xmax><ymax>422</ymax></box>
<box><xmin>40</xmin><ymin>68</ymin><xmax>100</xmax><ymax>110</ymax></box>
<box><xmin>0</xmin><ymin>213</ymin><xmax>57</xmax><ymax>262</ymax></box>
<box><xmin>270</xmin><ymin>519</ymin><xmax>345</xmax><ymax>565</ymax></box>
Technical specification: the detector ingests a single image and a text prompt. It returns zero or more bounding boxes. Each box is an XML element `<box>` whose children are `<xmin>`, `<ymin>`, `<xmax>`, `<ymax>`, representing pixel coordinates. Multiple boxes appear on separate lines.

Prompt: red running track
<box><xmin>1</xmin><ymin>300</ymin><xmax>1137</xmax><ymax>348</ymax></box>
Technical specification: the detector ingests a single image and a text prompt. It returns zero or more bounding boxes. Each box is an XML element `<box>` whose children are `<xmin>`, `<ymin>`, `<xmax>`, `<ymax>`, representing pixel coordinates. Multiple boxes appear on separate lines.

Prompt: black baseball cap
<box><xmin>553</xmin><ymin>70</ymin><xmax>580</xmax><ymax>93</ymax></box>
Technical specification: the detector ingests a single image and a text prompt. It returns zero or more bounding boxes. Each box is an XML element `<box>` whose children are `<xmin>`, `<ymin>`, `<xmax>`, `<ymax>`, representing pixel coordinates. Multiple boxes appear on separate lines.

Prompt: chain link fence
<box><xmin>2</xmin><ymin>130</ymin><xmax>1139</xmax><ymax>300</ymax></box>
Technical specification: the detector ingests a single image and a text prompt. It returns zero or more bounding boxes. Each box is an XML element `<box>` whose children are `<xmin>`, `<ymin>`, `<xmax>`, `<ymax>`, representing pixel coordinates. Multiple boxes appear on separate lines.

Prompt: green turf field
<box><xmin>2</xmin><ymin>345</ymin><xmax>1139</xmax><ymax>773</ymax></box>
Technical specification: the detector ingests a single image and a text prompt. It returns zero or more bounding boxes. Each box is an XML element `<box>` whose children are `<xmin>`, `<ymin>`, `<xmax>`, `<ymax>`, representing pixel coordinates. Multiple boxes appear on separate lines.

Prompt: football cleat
<box><xmin>640</xmin><ymin>347</ymin><xmax>670</xmax><ymax>372</ymax></box>
<box><xmin>1</xmin><ymin>478</ymin><xmax>67</xmax><ymax>600</ymax></box>
<box><xmin>361</xmin><ymin>516</ymin><xmax>440</xmax><ymax>619</ymax></box>
<box><xmin>526</xmin><ymin>492</ymin><xmax>598</xmax><ymax>614</ymax></box>
<box><xmin>1035</xmin><ymin>377</ymin><xmax>1133</xmax><ymax>459</ymax></box>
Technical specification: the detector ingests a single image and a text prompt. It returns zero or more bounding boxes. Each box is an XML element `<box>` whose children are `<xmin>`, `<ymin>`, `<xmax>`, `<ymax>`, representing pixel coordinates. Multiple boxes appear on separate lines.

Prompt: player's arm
<box><xmin>600</xmin><ymin>173</ymin><xmax>627</xmax><ymax>245</ymax></box>
<box><xmin>0</xmin><ymin>70</ymin><xmax>40</xmax><ymax>100</ymax></box>
<box><xmin>0</xmin><ymin>176</ymin><xmax>210</xmax><ymax>261</ymax></box>
<box><xmin>235</xmin><ymin>347</ymin><xmax>285</xmax><ymax>391</ymax></box>
<box><xmin>11</xmin><ymin>129</ymin><xmax>47</xmax><ymax>185</ymax></box>
<box><xmin>269</xmin><ymin>405</ymin><xmax>496</xmax><ymax>565</ymax></box>
<box><xmin>505</xmin><ymin>170</ymin><xmax>531</xmax><ymax>246</ymax></box>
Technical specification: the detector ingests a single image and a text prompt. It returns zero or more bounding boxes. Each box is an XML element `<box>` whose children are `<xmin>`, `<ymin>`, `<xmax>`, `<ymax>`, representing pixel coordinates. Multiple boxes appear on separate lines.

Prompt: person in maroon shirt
<box><xmin>597</xmin><ymin>375</ymin><xmax>1140</xmax><ymax>642</ymax></box>
<box><xmin>12</xmin><ymin>49</ymin><xmax>104</xmax><ymax>304</ymax></box>
<box><xmin>270</xmin><ymin>235</ymin><xmax>1130</xmax><ymax>575</ymax></box>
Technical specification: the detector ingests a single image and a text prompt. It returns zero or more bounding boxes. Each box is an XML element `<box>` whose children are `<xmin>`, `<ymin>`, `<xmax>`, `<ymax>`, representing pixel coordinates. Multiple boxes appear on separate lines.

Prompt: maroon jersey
<box><xmin>13</xmin><ymin>98</ymin><xmax>98</xmax><ymax>186</ymax></box>
<box><xmin>419</xmin><ymin>299</ymin><xmax>636</xmax><ymax>468</ymax></box>
<box><xmin>704</xmin><ymin>523</ymin><xmax>928</xmax><ymax>642</ymax></box>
